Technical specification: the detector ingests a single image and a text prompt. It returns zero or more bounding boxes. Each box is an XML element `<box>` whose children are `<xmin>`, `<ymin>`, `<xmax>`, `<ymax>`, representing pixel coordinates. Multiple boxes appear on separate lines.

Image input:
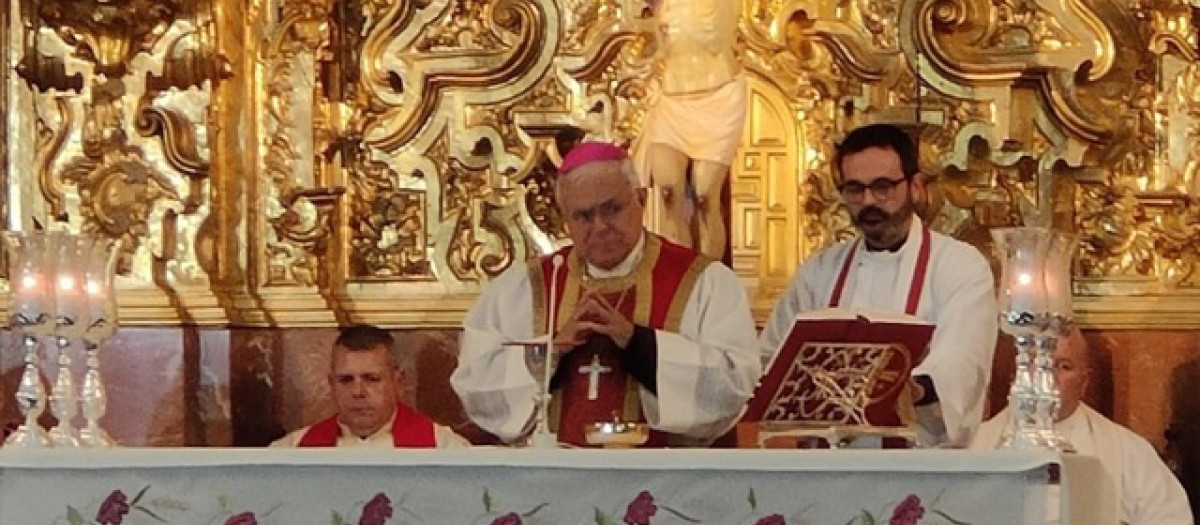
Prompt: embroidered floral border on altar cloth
<box><xmin>0</xmin><ymin>449</ymin><xmax>1113</xmax><ymax>525</ymax></box>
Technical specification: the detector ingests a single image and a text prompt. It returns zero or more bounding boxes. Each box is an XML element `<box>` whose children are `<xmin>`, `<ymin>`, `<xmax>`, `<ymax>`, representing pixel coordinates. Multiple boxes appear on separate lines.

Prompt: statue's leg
<box><xmin>692</xmin><ymin>159</ymin><xmax>730</xmax><ymax>261</ymax></box>
<box><xmin>648</xmin><ymin>143</ymin><xmax>693</xmax><ymax>248</ymax></box>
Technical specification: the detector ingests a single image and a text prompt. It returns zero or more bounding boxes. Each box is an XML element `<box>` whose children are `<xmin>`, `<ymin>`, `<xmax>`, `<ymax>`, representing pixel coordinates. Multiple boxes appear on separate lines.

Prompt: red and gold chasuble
<box><xmin>529</xmin><ymin>235</ymin><xmax>710</xmax><ymax>447</ymax></box>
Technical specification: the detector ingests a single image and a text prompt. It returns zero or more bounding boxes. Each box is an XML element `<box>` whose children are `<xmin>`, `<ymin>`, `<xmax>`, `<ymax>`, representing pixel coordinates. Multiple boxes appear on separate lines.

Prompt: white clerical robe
<box><xmin>759</xmin><ymin>217</ymin><xmax>998</xmax><ymax>446</ymax></box>
<box><xmin>451</xmin><ymin>232</ymin><xmax>761</xmax><ymax>444</ymax></box>
<box><xmin>972</xmin><ymin>405</ymin><xmax>1193</xmax><ymax>525</ymax></box>
<box><xmin>269</xmin><ymin>418</ymin><xmax>469</xmax><ymax>449</ymax></box>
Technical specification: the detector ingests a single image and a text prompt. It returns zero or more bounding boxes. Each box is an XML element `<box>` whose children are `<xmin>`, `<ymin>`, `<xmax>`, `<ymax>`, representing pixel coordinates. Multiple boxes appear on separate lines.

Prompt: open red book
<box><xmin>744</xmin><ymin>308</ymin><xmax>934</xmax><ymax>427</ymax></box>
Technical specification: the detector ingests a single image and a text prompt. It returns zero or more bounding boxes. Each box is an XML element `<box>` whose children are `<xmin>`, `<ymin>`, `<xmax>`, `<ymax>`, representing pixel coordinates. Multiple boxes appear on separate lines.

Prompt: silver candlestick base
<box><xmin>1033</xmin><ymin>314</ymin><xmax>1075</xmax><ymax>453</ymax></box>
<box><xmin>1001</xmin><ymin>333</ymin><xmax>1047</xmax><ymax>450</ymax></box>
<box><xmin>520</xmin><ymin>342</ymin><xmax>558</xmax><ymax>449</ymax></box>
<box><xmin>47</xmin><ymin>337</ymin><xmax>82</xmax><ymax>447</ymax></box>
<box><xmin>5</xmin><ymin>335</ymin><xmax>52</xmax><ymax>448</ymax></box>
<box><xmin>78</xmin><ymin>345</ymin><xmax>116</xmax><ymax>447</ymax></box>
<box><xmin>527</xmin><ymin>429</ymin><xmax>558</xmax><ymax>448</ymax></box>
<box><xmin>524</xmin><ymin>387</ymin><xmax>558</xmax><ymax>449</ymax></box>
<box><xmin>999</xmin><ymin>310</ymin><xmax>1048</xmax><ymax>450</ymax></box>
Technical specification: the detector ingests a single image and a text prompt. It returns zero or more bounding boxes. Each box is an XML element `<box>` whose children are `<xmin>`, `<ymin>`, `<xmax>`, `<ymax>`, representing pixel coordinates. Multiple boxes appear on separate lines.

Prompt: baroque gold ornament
<box><xmin>1</xmin><ymin>0</ymin><xmax>1198</xmax><ymax>327</ymax></box>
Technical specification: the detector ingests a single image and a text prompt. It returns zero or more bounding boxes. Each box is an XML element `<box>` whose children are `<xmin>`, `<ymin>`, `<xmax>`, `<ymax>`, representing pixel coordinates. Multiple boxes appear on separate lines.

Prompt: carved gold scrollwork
<box><xmin>349</xmin><ymin>176</ymin><xmax>430</xmax><ymax>280</ymax></box>
<box><xmin>414</xmin><ymin>0</ymin><xmax>504</xmax><ymax>51</ymax></box>
<box><xmin>913</xmin><ymin>0</ymin><xmax>1127</xmax><ymax>143</ymax></box>
<box><xmin>61</xmin><ymin>152</ymin><xmax>181</xmax><ymax>273</ymax></box>
<box><xmin>145</xmin><ymin>21</ymin><xmax>232</xmax><ymax>92</ymax></box>
<box><xmin>32</xmin><ymin>0</ymin><xmax>180</xmax><ymax>78</ymax></box>
<box><xmin>345</xmin><ymin>137</ymin><xmax>431</xmax><ymax>281</ymax></box>
<box><xmin>35</xmin><ymin>97</ymin><xmax>73</xmax><ymax>219</ymax></box>
<box><xmin>259</xmin><ymin>0</ymin><xmax>345</xmax><ymax>290</ymax></box>
<box><xmin>5</xmin><ymin>0</ymin><xmax>1199</xmax><ymax>327</ymax></box>
<box><xmin>363</xmin><ymin>0</ymin><xmax>550</xmax><ymax>152</ymax></box>
<box><xmin>5</xmin><ymin>0</ymin><xmax>227</xmax><ymax>322</ymax></box>
<box><xmin>1148</xmin><ymin>0</ymin><xmax>1199</xmax><ymax>60</ymax></box>
<box><xmin>267</xmin><ymin>188</ymin><xmax>343</xmax><ymax>286</ymax></box>
<box><xmin>560</xmin><ymin>0</ymin><xmax>622</xmax><ymax>53</ymax></box>
<box><xmin>1070</xmin><ymin>1</ymin><xmax>1200</xmax><ymax>295</ymax></box>
<box><xmin>135</xmin><ymin>105</ymin><xmax>208</xmax><ymax>180</ymax></box>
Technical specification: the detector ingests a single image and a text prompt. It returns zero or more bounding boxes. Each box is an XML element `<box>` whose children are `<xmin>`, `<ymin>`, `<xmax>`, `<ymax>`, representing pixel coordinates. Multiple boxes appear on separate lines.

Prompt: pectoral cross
<box><xmin>577</xmin><ymin>353</ymin><xmax>612</xmax><ymax>401</ymax></box>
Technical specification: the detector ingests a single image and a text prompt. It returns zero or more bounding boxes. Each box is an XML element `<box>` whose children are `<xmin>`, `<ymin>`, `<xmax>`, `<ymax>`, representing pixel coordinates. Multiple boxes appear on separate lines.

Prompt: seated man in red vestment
<box><xmin>271</xmin><ymin>325</ymin><xmax>467</xmax><ymax>448</ymax></box>
<box><xmin>451</xmin><ymin>141</ymin><xmax>761</xmax><ymax>447</ymax></box>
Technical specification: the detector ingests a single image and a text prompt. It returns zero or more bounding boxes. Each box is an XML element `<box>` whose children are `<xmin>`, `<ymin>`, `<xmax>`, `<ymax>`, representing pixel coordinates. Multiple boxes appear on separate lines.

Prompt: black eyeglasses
<box><xmin>837</xmin><ymin>176</ymin><xmax>909</xmax><ymax>202</ymax></box>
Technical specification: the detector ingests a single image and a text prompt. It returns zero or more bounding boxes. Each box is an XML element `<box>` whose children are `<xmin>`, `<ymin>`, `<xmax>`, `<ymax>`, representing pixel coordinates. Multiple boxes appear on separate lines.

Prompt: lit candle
<box><xmin>994</xmin><ymin>227</ymin><xmax>1051</xmax><ymax>315</ymax></box>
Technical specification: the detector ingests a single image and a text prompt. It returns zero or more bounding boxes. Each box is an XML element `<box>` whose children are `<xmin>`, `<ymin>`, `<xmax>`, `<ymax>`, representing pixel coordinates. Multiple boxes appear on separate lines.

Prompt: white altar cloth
<box><xmin>0</xmin><ymin>449</ymin><xmax>1115</xmax><ymax>525</ymax></box>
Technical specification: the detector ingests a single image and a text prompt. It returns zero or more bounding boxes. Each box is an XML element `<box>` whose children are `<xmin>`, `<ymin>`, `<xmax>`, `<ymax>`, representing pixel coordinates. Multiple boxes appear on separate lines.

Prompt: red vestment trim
<box><xmin>296</xmin><ymin>402</ymin><xmax>437</xmax><ymax>448</ymax></box>
<box><xmin>529</xmin><ymin>234</ymin><xmax>709</xmax><ymax>447</ymax></box>
<box><xmin>829</xmin><ymin>225</ymin><xmax>932</xmax><ymax>315</ymax></box>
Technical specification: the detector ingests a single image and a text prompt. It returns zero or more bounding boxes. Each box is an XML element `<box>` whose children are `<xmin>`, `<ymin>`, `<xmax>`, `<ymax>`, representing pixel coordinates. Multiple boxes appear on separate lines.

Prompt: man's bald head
<box><xmin>1054</xmin><ymin>328</ymin><xmax>1093</xmax><ymax>421</ymax></box>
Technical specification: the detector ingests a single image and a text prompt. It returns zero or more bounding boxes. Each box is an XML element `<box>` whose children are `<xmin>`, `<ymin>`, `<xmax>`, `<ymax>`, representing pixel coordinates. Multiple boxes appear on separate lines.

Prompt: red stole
<box><xmin>829</xmin><ymin>225</ymin><xmax>932</xmax><ymax>315</ymax></box>
<box><xmin>529</xmin><ymin>234</ymin><xmax>710</xmax><ymax>447</ymax></box>
<box><xmin>827</xmin><ymin>226</ymin><xmax>932</xmax><ymax>446</ymax></box>
<box><xmin>296</xmin><ymin>402</ymin><xmax>437</xmax><ymax>448</ymax></box>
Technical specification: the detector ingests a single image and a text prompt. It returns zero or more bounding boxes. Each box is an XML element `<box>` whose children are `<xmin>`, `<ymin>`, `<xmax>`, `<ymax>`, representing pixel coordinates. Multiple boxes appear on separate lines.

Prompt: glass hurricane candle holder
<box><xmin>991</xmin><ymin>227</ymin><xmax>1051</xmax><ymax>450</ymax></box>
<box><xmin>3</xmin><ymin>230</ymin><xmax>62</xmax><ymax>448</ymax></box>
<box><xmin>78</xmin><ymin>238</ymin><xmax>121</xmax><ymax>447</ymax></box>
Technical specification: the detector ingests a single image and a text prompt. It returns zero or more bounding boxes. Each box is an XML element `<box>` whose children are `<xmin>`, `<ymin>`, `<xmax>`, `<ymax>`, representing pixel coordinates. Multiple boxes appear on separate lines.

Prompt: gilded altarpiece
<box><xmin>2</xmin><ymin>0</ymin><xmax>1199</xmax><ymax>329</ymax></box>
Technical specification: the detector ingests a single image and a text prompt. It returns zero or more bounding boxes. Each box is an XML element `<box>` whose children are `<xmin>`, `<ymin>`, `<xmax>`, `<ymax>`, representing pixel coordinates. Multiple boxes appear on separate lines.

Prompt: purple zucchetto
<box><xmin>557</xmin><ymin>141</ymin><xmax>629</xmax><ymax>178</ymax></box>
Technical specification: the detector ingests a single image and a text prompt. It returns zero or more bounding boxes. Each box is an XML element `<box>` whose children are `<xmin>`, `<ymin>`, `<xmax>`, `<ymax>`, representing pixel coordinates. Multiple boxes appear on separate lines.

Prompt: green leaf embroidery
<box><xmin>932</xmin><ymin>509</ymin><xmax>974</xmax><ymax>525</ymax></box>
<box><xmin>859</xmin><ymin>509</ymin><xmax>878</xmax><ymax>525</ymax></box>
<box><xmin>130</xmin><ymin>485</ymin><xmax>152</xmax><ymax>506</ymax></box>
<box><xmin>748</xmin><ymin>487</ymin><xmax>758</xmax><ymax>511</ymax></box>
<box><xmin>262</xmin><ymin>502</ymin><xmax>284</xmax><ymax>517</ymax></box>
<box><xmin>522</xmin><ymin>502</ymin><xmax>549</xmax><ymax>517</ymax></box>
<box><xmin>217</xmin><ymin>494</ymin><xmax>230</xmax><ymax>512</ymax></box>
<box><xmin>65</xmin><ymin>505</ymin><xmax>85</xmax><ymax>525</ymax></box>
<box><xmin>331</xmin><ymin>509</ymin><xmax>348</xmax><ymax>525</ymax></box>
<box><xmin>593</xmin><ymin>507</ymin><xmax>613</xmax><ymax>525</ymax></box>
<box><xmin>483</xmin><ymin>489</ymin><xmax>494</xmax><ymax>513</ymax></box>
<box><xmin>133</xmin><ymin>506</ymin><xmax>168</xmax><ymax>523</ymax></box>
<box><xmin>660</xmin><ymin>505</ymin><xmax>702</xmax><ymax>523</ymax></box>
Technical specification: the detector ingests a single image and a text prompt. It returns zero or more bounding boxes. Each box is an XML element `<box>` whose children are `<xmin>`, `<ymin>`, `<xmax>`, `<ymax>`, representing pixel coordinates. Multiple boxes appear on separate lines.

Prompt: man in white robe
<box><xmin>971</xmin><ymin>329</ymin><xmax>1193</xmax><ymax>525</ymax></box>
<box><xmin>760</xmin><ymin>124</ymin><xmax>998</xmax><ymax>447</ymax></box>
<box><xmin>271</xmin><ymin>325</ymin><xmax>467</xmax><ymax>448</ymax></box>
<box><xmin>451</xmin><ymin>141</ymin><xmax>761</xmax><ymax>447</ymax></box>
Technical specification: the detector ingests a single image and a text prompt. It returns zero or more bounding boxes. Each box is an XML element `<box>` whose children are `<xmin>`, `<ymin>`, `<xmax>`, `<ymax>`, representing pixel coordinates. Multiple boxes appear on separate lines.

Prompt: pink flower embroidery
<box><xmin>889</xmin><ymin>494</ymin><xmax>925</xmax><ymax>525</ymax></box>
<box><xmin>224</xmin><ymin>512</ymin><xmax>258</xmax><ymax>525</ymax></box>
<box><xmin>95</xmin><ymin>490</ymin><xmax>131</xmax><ymax>525</ymax></box>
<box><xmin>754</xmin><ymin>514</ymin><xmax>786</xmax><ymax>525</ymax></box>
<box><xmin>359</xmin><ymin>493</ymin><xmax>393</xmax><ymax>525</ymax></box>
<box><xmin>623</xmin><ymin>490</ymin><xmax>658</xmax><ymax>525</ymax></box>
<box><xmin>489</xmin><ymin>512</ymin><xmax>522</xmax><ymax>525</ymax></box>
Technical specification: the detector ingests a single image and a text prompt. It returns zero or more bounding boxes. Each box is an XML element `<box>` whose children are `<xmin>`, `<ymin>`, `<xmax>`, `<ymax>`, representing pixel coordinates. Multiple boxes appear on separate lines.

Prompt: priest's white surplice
<box><xmin>759</xmin><ymin>217</ymin><xmax>998</xmax><ymax>446</ymax></box>
<box><xmin>451</xmin><ymin>233</ymin><xmax>761</xmax><ymax>444</ymax></box>
<box><xmin>972</xmin><ymin>405</ymin><xmax>1193</xmax><ymax>525</ymax></box>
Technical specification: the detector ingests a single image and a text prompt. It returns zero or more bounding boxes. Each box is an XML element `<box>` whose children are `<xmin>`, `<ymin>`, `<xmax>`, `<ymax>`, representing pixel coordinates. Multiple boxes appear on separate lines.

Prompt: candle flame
<box><xmin>58</xmin><ymin>275</ymin><xmax>76</xmax><ymax>291</ymax></box>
